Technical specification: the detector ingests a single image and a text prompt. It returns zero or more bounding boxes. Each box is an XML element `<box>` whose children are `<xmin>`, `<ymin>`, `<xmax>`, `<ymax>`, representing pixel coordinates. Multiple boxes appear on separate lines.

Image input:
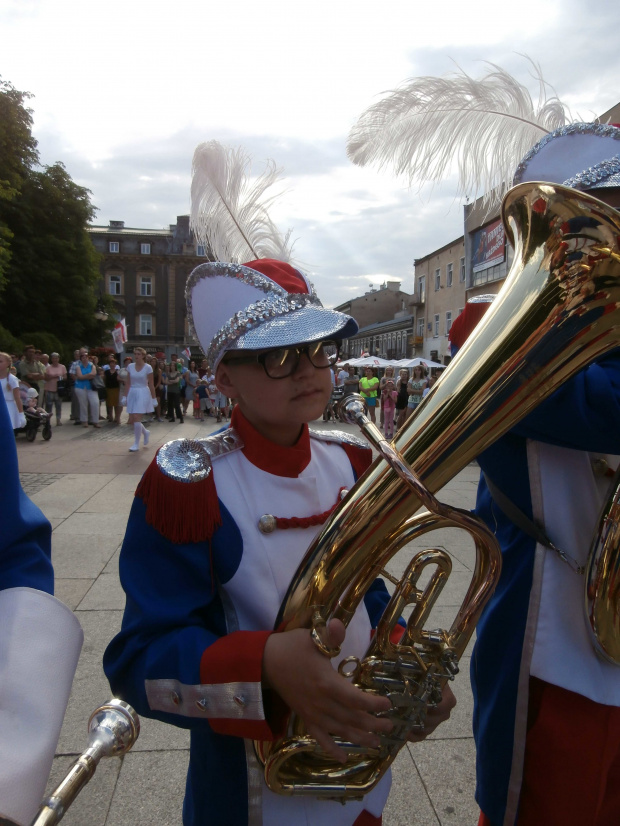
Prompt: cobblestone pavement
<box><xmin>19</xmin><ymin>472</ymin><xmax>66</xmax><ymax>495</ymax></box>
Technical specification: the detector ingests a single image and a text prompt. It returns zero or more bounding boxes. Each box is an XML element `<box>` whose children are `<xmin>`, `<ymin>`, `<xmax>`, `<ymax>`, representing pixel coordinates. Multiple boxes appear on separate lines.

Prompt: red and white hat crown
<box><xmin>186</xmin><ymin>258</ymin><xmax>358</xmax><ymax>370</ymax></box>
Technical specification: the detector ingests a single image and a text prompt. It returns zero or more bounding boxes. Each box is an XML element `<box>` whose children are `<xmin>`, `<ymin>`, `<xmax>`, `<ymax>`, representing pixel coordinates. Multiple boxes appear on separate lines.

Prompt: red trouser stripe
<box><xmin>479</xmin><ymin>677</ymin><xmax>620</xmax><ymax>826</ymax></box>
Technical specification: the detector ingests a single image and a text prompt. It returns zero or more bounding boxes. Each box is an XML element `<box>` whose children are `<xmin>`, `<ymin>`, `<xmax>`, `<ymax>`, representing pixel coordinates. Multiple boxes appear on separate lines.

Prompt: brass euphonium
<box><xmin>254</xmin><ymin>182</ymin><xmax>620</xmax><ymax>799</ymax></box>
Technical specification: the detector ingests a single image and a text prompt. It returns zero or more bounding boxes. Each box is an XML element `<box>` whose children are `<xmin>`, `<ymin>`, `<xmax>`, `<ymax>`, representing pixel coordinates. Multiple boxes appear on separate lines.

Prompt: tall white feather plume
<box><xmin>347</xmin><ymin>58</ymin><xmax>572</xmax><ymax>211</ymax></box>
<box><xmin>190</xmin><ymin>141</ymin><xmax>295</xmax><ymax>263</ymax></box>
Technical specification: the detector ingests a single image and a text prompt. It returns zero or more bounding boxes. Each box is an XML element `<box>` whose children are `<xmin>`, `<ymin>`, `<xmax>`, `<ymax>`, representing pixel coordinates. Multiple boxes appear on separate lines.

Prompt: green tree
<box><xmin>0</xmin><ymin>162</ymin><xmax>107</xmax><ymax>346</ymax></box>
<box><xmin>0</xmin><ymin>78</ymin><xmax>38</xmax><ymax>287</ymax></box>
<box><xmin>0</xmin><ymin>79</ymin><xmax>109</xmax><ymax>351</ymax></box>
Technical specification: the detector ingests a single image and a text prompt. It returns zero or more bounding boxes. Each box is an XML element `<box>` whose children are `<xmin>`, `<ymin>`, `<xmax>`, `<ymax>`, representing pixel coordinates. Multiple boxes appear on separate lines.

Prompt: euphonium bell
<box><xmin>254</xmin><ymin>182</ymin><xmax>620</xmax><ymax>799</ymax></box>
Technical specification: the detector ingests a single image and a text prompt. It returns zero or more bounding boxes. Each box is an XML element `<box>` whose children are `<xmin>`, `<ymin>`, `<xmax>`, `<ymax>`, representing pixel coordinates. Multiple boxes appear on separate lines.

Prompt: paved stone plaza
<box><xmin>17</xmin><ymin>408</ymin><xmax>483</xmax><ymax>825</ymax></box>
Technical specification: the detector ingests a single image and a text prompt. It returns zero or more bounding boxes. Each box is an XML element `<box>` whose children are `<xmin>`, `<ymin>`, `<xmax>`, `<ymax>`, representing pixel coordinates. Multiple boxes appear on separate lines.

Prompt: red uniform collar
<box><xmin>231</xmin><ymin>407</ymin><xmax>311</xmax><ymax>477</ymax></box>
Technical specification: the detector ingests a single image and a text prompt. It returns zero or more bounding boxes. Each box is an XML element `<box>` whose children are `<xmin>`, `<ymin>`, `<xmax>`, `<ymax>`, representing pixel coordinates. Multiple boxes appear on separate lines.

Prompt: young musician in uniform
<box><xmin>104</xmin><ymin>257</ymin><xmax>455</xmax><ymax>826</ymax></box>
<box><xmin>470</xmin><ymin>123</ymin><xmax>620</xmax><ymax>826</ymax></box>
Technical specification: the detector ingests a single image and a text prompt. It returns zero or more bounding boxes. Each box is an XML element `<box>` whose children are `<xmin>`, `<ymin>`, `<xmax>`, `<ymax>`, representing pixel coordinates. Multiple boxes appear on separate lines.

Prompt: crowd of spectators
<box><xmin>6</xmin><ymin>347</ymin><xmax>441</xmax><ymax>440</ymax></box>
<box><xmin>325</xmin><ymin>362</ymin><xmax>441</xmax><ymax>437</ymax></box>
<box><xmin>4</xmin><ymin>347</ymin><xmax>233</xmax><ymax>434</ymax></box>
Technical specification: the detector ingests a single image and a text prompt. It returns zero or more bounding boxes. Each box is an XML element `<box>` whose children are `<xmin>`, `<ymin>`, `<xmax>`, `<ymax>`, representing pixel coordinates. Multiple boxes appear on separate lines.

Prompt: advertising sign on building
<box><xmin>471</xmin><ymin>219</ymin><xmax>505</xmax><ymax>273</ymax></box>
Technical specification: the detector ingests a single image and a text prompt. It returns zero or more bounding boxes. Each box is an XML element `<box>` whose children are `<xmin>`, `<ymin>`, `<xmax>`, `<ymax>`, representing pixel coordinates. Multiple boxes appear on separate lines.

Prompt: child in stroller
<box><xmin>17</xmin><ymin>386</ymin><xmax>52</xmax><ymax>441</ymax></box>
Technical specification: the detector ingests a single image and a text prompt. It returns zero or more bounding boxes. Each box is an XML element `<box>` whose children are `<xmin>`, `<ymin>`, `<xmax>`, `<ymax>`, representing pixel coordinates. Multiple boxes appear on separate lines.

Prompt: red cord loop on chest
<box><xmin>270</xmin><ymin>487</ymin><xmax>348</xmax><ymax>531</ymax></box>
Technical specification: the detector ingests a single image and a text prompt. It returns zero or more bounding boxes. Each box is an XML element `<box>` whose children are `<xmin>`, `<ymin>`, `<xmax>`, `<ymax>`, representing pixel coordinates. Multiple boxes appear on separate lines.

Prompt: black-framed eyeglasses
<box><xmin>223</xmin><ymin>340</ymin><xmax>340</xmax><ymax>379</ymax></box>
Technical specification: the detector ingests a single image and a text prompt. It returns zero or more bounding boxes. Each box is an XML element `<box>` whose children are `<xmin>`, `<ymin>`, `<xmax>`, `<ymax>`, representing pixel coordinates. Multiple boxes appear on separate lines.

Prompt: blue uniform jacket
<box><xmin>471</xmin><ymin>351</ymin><xmax>620</xmax><ymax>825</ymax></box>
<box><xmin>0</xmin><ymin>392</ymin><xmax>53</xmax><ymax>594</ymax></box>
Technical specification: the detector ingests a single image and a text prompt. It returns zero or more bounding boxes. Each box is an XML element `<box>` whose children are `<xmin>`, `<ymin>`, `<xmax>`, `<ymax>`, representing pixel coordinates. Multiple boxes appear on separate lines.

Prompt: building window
<box><xmin>109</xmin><ymin>241</ymin><xmax>119</xmax><ymax>253</ymax></box>
<box><xmin>196</xmin><ymin>244</ymin><xmax>206</xmax><ymax>256</ymax></box>
<box><xmin>460</xmin><ymin>257</ymin><xmax>466</xmax><ymax>282</ymax></box>
<box><xmin>108</xmin><ymin>274</ymin><xmax>122</xmax><ymax>295</ymax></box>
<box><xmin>446</xmin><ymin>311</ymin><xmax>452</xmax><ymax>334</ymax></box>
<box><xmin>434</xmin><ymin>314</ymin><xmax>440</xmax><ymax>336</ymax></box>
<box><xmin>418</xmin><ymin>275</ymin><xmax>426</xmax><ymax>303</ymax></box>
<box><xmin>447</xmin><ymin>263</ymin><xmax>453</xmax><ymax>288</ymax></box>
<box><xmin>417</xmin><ymin>317</ymin><xmax>424</xmax><ymax>337</ymax></box>
<box><xmin>141</xmin><ymin>243</ymin><xmax>151</xmax><ymax>255</ymax></box>
<box><xmin>434</xmin><ymin>269</ymin><xmax>441</xmax><ymax>291</ymax></box>
<box><xmin>140</xmin><ymin>314</ymin><xmax>152</xmax><ymax>335</ymax></box>
<box><xmin>140</xmin><ymin>276</ymin><xmax>153</xmax><ymax>296</ymax></box>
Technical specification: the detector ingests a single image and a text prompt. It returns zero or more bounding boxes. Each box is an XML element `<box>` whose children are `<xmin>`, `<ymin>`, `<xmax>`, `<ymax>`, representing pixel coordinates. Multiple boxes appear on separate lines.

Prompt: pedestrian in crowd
<box><xmin>17</xmin><ymin>345</ymin><xmax>45</xmax><ymax>394</ymax></box>
<box><xmin>163</xmin><ymin>360</ymin><xmax>184</xmax><ymax>423</ymax></box>
<box><xmin>74</xmin><ymin>351</ymin><xmax>100</xmax><ymax>428</ymax></box>
<box><xmin>198</xmin><ymin>357</ymin><xmax>210</xmax><ymax>379</ymax></box>
<box><xmin>381</xmin><ymin>379</ymin><xmax>398</xmax><ymax>439</ymax></box>
<box><xmin>183</xmin><ymin>360</ymin><xmax>199</xmax><ymax>416</ymax></box>
<box><xmin>68</xmin><ymin>349</ymin><xmax>82</xmax><ymax>423</ymax></box>
<box><xmin>342</xmin><ymin>363</ymin><xmax>360</xmax><ymax>397</ymax></box>
<box><xmin>156</xmin><ymin>359</ymin><xmax>167</xmax><ymax>421</ymax></box>
<box><xmin>43</xmin><ymin>353</ymin><xmax>67</xmax><ymax>426</ymax></box>
<box><xmin>406</xmin><ymin>364</ymin><xmax>428</xmax><ymax>420</ymax></box>
<box><xmin>336</xmin><ymin>362</ymin><xmax>349</xmax><ymax>387</ymax></box>
<box><xmin>195</xmin><ymin>378</ymin><xmax>209</xmax><ymax>421</ymax></box>
<box><xmin>395</xmin><ymin>368</ymin><xmax>409</xmax><ymax>431</ymax></box>
<box><xmin>207</xmin><ymin>377</ymin><xmax>219</xmax><ymax>419</ymax></box>
<box><xmin>0</xmin><ymin>351</ymin><xmax>25</xmax><ymax>431</ymax></box>
<box><xmin>123</xmin><ymin>347</ymin><xmax>156</xmax><ymax>452</ymax></box>
<box><xmin>38</xmin><ymin>354</ymin><xmax>50</xmax><ymax>405</ymax></box>
<box><xmin>90</xmin><ymin>355</ymin><xmax>106</xmax><ymax>421</ymax></box>
<box><xmin>422</xmin><ymin>374</ymin><xmax>437</xmax><ymax>398</ymax></box>
<box><xmin>151</xmin><ymin>358</ymin><xmax>164</xmax><ymax>422</ymax></box>
<box><xmin>104</xmin><ymin>358</ymin><xmax>123</xmax><ymax>424</ymax></box>
<box><xmin>359</xmin><ymin>365</ymin><xmax>379</xmax><ymax>423</ymax></box>
<box><xmin>379</xmin><ymin>365</ymin><xmax>395</xmax><ymax>427</ymax></box>
<box><xmin>470</xmin><ymin>123</ymin><xmax>620</xmax><ymax>826</ymax></box>
<box><xmin>104</xmin><ymin>257</ymin><xmax>456</xmax><ymax>826</ymax></box>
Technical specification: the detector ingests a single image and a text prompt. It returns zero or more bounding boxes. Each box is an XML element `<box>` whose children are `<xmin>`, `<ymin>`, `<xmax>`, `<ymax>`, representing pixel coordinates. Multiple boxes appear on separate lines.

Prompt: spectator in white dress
<box><xmin>124</xmin><ymin>347</ymin><xmax>156</xmax><ymax>452</ymax></box>
<box><xmin>0</xmin><ymin>351</ymin><xmax>26</xmax><ymax>431</ymax></box>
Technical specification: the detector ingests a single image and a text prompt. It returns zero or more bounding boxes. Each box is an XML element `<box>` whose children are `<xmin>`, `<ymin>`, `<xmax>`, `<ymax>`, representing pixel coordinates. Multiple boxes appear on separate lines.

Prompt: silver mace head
<box><xmin>31</xmin><ymin>700</ymin><xmax>140</xmax><ymax>826</ymax></box>
<box><xmin>86</xmin><ymin>698</ymin><xmax>140</xmax><ymax>758</ymax></box>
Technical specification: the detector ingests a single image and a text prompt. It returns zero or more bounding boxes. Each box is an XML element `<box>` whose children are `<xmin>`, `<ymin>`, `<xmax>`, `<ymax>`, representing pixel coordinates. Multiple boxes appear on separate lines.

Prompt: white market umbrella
<box><xmin>349</xmin><ymin>356</ymin><xmax>394</xmax><ymax>368</ymax></box>
<box><xmin>394</xmin><ymin>357</ymin><xmax>445</xmax><ymax>370</ymax></box>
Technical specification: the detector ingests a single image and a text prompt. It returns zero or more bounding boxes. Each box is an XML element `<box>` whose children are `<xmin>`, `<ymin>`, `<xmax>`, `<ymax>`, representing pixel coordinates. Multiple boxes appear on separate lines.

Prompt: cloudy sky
<box><xmin>2</xmin><ymin>0</ymin><xmax>619</xmax><ymax>307</ymax></box>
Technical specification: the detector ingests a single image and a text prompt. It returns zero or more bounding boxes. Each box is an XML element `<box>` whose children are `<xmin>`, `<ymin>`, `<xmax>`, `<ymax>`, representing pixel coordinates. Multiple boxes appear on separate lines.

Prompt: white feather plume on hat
<box><xmin>347</xmin><ymin>57</ymin><xmax>572</xmax><ymax>213</ymax></box>
<box><xmin>190</xmin><ymin>141</ymin><xmax>295</xmax><ymax>264</ymax></box>
<box><xmin>187</xmin><ymin>141</ymin><xmax>357</xmax><ymax>369</ymax></box>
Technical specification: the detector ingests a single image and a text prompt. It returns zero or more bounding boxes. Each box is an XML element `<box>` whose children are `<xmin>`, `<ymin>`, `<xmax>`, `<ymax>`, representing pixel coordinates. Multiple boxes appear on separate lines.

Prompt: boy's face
<box><xmin>216</xmin><ymin>345</ymin><xmax>332</xmax><ymax>446</ymax></box>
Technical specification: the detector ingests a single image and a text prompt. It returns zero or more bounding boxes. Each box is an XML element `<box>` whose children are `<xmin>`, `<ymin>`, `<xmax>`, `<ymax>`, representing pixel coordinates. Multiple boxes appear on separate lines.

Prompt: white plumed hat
<box><xmin>186</xmin><ymin>258</ymin><xmax>358</xmax><ymax>371</ymax></box>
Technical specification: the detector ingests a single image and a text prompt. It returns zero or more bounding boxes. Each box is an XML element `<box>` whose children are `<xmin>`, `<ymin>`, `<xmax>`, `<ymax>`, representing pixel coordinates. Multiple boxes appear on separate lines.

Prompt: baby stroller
<box><xmin>15</xmin><ymin>385</ymin><xmax>52</xmax><ymax>442</ymax></box>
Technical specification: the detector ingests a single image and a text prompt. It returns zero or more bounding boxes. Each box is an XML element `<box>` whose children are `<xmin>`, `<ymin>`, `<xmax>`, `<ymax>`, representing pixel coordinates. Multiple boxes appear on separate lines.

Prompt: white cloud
<box><xmin>2</xmin><ymin>0</ymin><xmax>619</xmax><ymax>308</ymax></box>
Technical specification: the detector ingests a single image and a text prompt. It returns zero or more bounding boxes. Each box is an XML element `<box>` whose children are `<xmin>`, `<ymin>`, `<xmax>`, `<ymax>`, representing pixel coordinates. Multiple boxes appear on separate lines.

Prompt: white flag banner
<box><xmin>112</xmin><ymin>326</ymin><xmax>124</xmax><ymax>353</ymax></box>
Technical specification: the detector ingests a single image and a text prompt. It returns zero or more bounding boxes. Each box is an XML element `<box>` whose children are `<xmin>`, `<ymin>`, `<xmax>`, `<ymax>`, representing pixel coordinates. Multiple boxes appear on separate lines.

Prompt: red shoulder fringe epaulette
<box><xmin>135</xmin><ymin>432</ymin><xmax>243</xmax><ymax>544</ymax></box>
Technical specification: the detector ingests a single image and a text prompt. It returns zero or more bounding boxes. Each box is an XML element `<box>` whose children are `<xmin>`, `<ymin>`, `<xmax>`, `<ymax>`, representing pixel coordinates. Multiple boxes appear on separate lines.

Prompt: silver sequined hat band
<box><xmin>185</xmin><ymin>261</ymin><xmax>358</xmax><ymax>369</ymax></box>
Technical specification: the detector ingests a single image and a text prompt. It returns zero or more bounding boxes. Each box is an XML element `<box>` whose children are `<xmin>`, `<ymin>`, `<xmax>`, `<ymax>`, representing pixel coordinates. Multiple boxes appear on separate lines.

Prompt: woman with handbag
<box><xmin>44</xmin><ymin>353</ymin><xmax>67</xmax><ymax>426</ymax></box>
